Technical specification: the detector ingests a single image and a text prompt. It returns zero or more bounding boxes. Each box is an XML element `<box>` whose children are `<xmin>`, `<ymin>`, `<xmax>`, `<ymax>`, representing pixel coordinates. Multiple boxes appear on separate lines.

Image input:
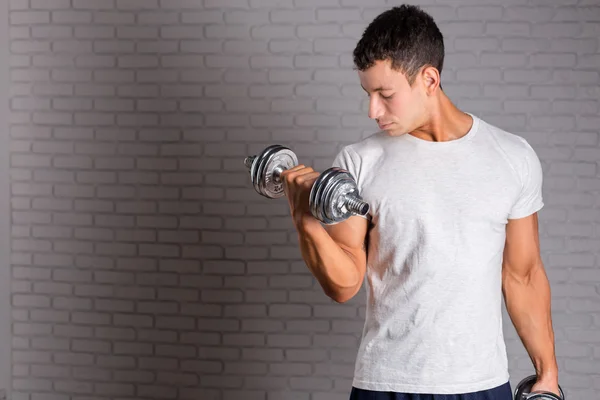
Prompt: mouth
<box><xmin>378</xmin><ymin>122</ymin><xmax>393</xmax><ymax>130</ymax></box>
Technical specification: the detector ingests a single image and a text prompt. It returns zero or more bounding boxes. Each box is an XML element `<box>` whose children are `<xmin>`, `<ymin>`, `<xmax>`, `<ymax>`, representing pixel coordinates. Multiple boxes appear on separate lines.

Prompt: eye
<box><xmin>381</xmin><ymin>93</ymin><xmax>394</xmax><ymax>100</ymax></box>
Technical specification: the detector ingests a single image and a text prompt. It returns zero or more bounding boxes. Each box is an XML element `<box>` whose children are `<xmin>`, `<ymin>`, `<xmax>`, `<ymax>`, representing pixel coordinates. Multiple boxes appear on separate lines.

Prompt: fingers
<box><xmin>280</xmin><ymin>165</ymin><xmax>318</xmax><ymax>183</ymax></box>
<box><xmin>280</xmin><ymin>164</ymin><xmax>309</xmax><ymax>177</ymax></box>
<box><xmin>280</xmin><ymin>166</ymin><xmax>320</xmax><ymax>204</ymax></box>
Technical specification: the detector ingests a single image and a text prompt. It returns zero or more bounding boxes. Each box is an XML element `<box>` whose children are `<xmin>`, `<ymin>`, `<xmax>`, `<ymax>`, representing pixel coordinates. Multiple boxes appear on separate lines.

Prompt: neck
<box><xmin>410</xmin><ymin>92</ymin><xmax>473</xmax><ymax>143</ymax></box>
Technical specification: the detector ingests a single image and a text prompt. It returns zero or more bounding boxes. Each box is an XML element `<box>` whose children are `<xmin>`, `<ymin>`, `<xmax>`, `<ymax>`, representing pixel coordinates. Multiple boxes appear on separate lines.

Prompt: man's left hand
<box><xmin>530</xmin><ymin>379</ymin><xmax>561</xmax><ymax>398</ymax></box>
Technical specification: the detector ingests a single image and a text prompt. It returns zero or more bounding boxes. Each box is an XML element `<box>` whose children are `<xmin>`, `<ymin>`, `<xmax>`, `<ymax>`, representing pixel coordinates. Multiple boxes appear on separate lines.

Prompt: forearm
<box><xmin>502</xmin><ymin>263</ymin><xmax>558</xmax><ymax>381</ymax></box>
<box><xmin>296</xmin><ymin>221</ymin><xmax>360</xmax><ymax>301</ymax></box>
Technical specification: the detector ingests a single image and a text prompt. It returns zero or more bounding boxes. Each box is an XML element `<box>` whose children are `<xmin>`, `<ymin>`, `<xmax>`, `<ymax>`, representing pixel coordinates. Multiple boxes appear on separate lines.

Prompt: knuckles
<box><xmin>281</xmin><ymin>166</ymin><xmax>314</xmax><ymax>186</ymax></box>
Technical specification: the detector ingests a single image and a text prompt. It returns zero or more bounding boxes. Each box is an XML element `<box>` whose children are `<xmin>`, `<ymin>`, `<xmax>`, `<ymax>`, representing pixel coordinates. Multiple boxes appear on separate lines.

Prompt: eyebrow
<box><xmin>361</xmin><ymin>84</ymin><xmax>393</xmax><ymax>92</ymax></box>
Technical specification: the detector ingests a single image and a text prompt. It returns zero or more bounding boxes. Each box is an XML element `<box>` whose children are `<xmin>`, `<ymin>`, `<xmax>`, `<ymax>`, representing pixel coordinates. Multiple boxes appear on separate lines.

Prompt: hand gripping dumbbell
<box><xmin>514</xmin><ymin>375</ymin><xmax>565</xmax><ymax>400</ymax></box>
<box><xmin>244</xmin><ymin>144</ymin><xmax>370</xmax><ymax>224</ymax></box>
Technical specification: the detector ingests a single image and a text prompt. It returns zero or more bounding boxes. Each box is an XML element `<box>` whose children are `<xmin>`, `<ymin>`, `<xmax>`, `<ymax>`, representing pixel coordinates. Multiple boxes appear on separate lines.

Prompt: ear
<box><xmin>421</xmin><ymin>65</ymin><xmax>441</xmax><ymax>95</ymax></box>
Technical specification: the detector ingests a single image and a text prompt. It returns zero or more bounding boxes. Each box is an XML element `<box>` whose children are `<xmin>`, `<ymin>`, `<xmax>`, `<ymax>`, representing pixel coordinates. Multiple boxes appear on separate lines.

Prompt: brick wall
<box><xmin>1</xmin><ymin>0</ymin><xmax>12</xmax><ymax>397</ymax></box>
<box><xmin>7</xmin><ymin>0</ymin><xmax>600</xmax><ymax>399</ymax></box>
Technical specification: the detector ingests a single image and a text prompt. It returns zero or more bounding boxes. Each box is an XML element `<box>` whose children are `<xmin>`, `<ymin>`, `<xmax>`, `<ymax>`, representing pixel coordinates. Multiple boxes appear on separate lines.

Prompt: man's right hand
<box><xmin>280</xmin><ymin>165</ymin><xmax>322</xmax><ymax>229</ymax></box>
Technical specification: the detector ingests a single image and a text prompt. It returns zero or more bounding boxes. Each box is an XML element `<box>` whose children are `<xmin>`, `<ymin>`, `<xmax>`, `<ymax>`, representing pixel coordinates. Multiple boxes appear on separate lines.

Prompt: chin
<box><xmin>385</xmin><ymin>126</ymin><xmax>403</xmax><ymax>136</ymax></box>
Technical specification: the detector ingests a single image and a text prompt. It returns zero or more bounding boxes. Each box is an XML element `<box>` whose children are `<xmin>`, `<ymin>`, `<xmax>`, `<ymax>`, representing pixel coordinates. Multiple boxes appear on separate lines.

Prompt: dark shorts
<box><xmin>349</xmin><ymin>381</ymin><xmax>512</xmax><ymax>400</ymax></box>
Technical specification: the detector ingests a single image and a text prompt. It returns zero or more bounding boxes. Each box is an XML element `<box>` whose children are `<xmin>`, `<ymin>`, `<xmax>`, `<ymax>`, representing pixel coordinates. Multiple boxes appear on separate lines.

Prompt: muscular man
<box><xmin>281</xmin><ymin>5</ymin><xmax>560</xmax><ymax>400</ymax></box>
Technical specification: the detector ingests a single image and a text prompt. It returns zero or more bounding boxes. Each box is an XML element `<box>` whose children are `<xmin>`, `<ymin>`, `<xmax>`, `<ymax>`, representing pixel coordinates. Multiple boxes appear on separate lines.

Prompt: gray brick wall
<box><xmin>1</xmin><ymin>0</ymin><xmax>12</xmax><ymax>397</ymax></box>
<box><xmin>7</xmin><ymin>0</ymin><xmax>600</xmax><ymax>399</ymax></box>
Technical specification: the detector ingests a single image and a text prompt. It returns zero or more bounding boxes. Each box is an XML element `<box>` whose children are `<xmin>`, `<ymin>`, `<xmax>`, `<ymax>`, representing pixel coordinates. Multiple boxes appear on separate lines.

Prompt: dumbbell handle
<box><xmin>272</xmin><ymin>166</ymin><xmax>285</xmax><ymax>183</ymax></box>
<box><xmin>244</xmin><ymin>155</ymin><xmax>256</xmax><ymax>170</ymax></box>
<box><xmin>344</xmin><ymin>192</ymin><xmax>370</xmax><ymax>216</ymax></box>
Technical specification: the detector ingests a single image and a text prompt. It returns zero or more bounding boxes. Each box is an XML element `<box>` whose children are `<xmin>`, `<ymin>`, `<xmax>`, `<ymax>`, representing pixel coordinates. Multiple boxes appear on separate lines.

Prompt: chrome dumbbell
<box><xmin>244</xmin><ymin>144</ymin><xmax>370</xmax><ymax>224</ymax></box>
<box><xmin>514</xmin><ymin>375</ymin><xmax>565</xmax><ymax>400</ymax></box>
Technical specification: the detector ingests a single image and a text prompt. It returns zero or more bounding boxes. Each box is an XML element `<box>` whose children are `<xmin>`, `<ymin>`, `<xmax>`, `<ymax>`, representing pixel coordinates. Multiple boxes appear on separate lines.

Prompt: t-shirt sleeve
<box><xmin>507</xmin><ymin>140</ymin><xmax>544</xmax><ymax>219</ymax></box>
<box><xmin>332</xmin><ymin>146</ymin><xmax>355</xmax><ymax>174</ymax></box>
<box><xmin>331</xmin><ymin>146</ymin><xmax>369</xmax><ymax>220</ymax></box>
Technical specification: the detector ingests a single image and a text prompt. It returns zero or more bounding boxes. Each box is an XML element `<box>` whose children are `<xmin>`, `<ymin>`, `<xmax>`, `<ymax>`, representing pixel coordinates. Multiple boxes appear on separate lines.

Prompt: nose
<box><xmin>368</xmin><ymin>96</ymin><xmax>384</xmax><ymax>121</ymax></box>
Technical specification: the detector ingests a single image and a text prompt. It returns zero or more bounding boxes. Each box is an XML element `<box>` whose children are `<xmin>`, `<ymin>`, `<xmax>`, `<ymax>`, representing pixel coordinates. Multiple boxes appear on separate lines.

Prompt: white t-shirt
<box><xmin>331</xmin><ymin>113</ymin><xmax>544</xmax><ymax>394</ymax></box>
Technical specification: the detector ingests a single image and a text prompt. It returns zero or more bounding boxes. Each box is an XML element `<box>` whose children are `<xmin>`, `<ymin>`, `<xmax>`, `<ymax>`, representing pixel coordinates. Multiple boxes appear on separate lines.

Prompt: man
<box><xmin>280</xmin><ymin>5</ymin><xmax>560</xmax><ymax>400</ymax></box>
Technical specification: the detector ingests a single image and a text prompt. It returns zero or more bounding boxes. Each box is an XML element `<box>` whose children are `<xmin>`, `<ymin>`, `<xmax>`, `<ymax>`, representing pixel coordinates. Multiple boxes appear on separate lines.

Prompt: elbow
<box><xmin>323</xmin><ymin>260</ymin><xmax>365</xmax><ymax>304</ymax></box>
<box><xmin>502</xmin><ymin>262</ymin><xmax>544</xmax><ymax>287</ymax></box>
<box><xmin>331</xmin><ymin>294</ymin><xmax>351</xmax><ymax>304</ymax></box>
<box><xmin>327</xmin><ymin>284</ymin><xmax>360</xmax><ymax>304</ymax></box>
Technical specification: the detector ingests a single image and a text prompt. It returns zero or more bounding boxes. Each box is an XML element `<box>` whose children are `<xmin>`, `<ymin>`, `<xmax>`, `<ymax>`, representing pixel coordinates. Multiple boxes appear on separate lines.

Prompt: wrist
<box><xmin>294</xmin><ymin>213</ymin><xmax>321</xmax><ymax>232</ymax></box>
<box><xmin>536</xmin><ymin>367</ymin><xmax>559</xmax><ymax>383</ymax></box>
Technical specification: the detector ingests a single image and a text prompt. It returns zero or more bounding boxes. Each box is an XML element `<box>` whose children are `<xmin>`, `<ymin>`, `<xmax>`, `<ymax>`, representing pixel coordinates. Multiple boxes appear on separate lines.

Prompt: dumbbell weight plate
<box><xmin>320</xmin><ymin>171</ymin><xmax>362</xmax><ymax>224</ymax></box>
<box><xmin>309</xmin><ymin>167</ymin><xmax>340</xmax><ymax>224</ymax></box>
<box><xmin>260</xmin><ymin>147</ymin><xmax>297</xmax><ymax>199</ymax></box>
<box><xmin>309</xmin><ymin>167</ymin><xmax>366</xmax><ymax>225</ymax></box>
<box><xmin>526</xmin><ymin>395</ymin><xmax>562</xmax><ymax>400</ymax></box>
<box><xmin>514</xmin><ymin>375</ymin><xmax>564</xmax><ymax>400</ymax></box>
<box><xmin>249</xmin><ymin>145</ymin><xmax>298</xmax><ymax>199</ymax></box>
<box><xmin>251</xmin><ymin>145</ymin><xmax>283</xmax><ymax>196</ymax></box>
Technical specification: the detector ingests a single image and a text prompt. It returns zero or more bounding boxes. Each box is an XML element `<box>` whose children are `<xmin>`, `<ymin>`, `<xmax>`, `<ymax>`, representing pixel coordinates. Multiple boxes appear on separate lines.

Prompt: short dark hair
<box><xmin>353</xmin><ymin>5</ymin><xmax>445</xmax><ymax>86</ymax></box>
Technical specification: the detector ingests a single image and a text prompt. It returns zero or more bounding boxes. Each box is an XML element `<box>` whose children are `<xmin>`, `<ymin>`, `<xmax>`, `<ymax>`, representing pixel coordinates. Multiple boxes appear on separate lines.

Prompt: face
<box><xmin>358</xmin><ymin>59</ymin><xmax>431</xmax><ymax>136</ymax></box>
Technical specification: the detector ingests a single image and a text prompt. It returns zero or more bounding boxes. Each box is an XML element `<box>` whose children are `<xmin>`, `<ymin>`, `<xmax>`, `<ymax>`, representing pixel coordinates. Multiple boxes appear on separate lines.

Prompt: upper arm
<box><xmin>323</xmin><ymin>215</ymin><xmax>369</xmax><ymax>297</ymax></box>
<box><xmin>504</xmin><ymin>138</ymin><xmax>545</xmax><ymax>279</ymax></box>
<box><xmin>502</xmin><ymin>212</ymin><xmax>543</xmax><ymax>280</ymax></box>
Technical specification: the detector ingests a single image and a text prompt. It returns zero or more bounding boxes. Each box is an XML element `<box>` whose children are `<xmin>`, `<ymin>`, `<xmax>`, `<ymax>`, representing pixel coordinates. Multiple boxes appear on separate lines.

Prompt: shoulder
<box><xmin>340</xmin><ymin>130</ymin><xmax>389</xmax><ymax>161</ymax></box>
<box><xmin>479</xmin><ymin>117</ymin><xmax>533</xmax><ymax>153</ymax></box>
<box><xmin>478</xmin><ymin>117</ymin><xmax>541</xmax><ymax>175</ymax></box>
